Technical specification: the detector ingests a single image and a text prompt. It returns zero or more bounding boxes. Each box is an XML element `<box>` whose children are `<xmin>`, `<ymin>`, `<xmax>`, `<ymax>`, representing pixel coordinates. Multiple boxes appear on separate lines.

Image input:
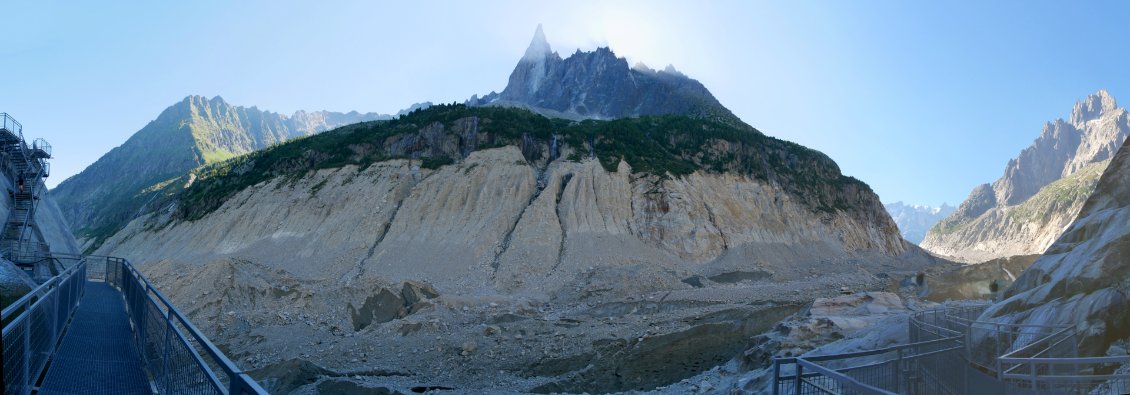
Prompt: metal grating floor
<box><xmin>38</xmin><ymin>281</ymin><xmax>151</xmax><ymax>395</ymax></box>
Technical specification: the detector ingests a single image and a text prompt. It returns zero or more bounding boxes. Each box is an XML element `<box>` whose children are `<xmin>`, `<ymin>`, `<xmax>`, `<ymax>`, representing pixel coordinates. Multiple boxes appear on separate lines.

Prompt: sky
<box><xmin>2</xmin><ymin>1</ymin><xmax>1129</xmax><ymax>207</ymax></box>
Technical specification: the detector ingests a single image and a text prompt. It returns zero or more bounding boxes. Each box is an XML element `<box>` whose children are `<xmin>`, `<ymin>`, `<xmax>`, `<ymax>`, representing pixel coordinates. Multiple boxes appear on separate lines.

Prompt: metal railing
<box><xmin>771</xmin><ymin>303</ymin><xmax>1130</xmax><ymax>394</ymax></box>
<box><xmin>3</xmin><ymin>175</ymin><xmax>48</xmax><ymax>262</ymax></box>
<box><xmin>31</xmin><ymin>138</ymin><xmax>50</xmax><ymax>158</ymax></box>
<box><xmin>966</xmin><ymin>320</ymin><xmax>1074</xmax><ymax>376</ymax></box>
<box><xmin>94</xmin><ymin>255</ymin><xmax>267</xmax><ymax>395</ymax></box>
<box><xmin>772</xmin><ymin>336</ymin><xmax>965</xmax><ymax>395</ymax></box>
<box><xmin>3</xmin><ymin>255</ymin><xmax>265</xmax><ymax>394</ymax></box>
<box><xmin>1</xmin><ymin>256</ymin><xmax>87</xmax><ymax>395</ymax></box>
<box><xmin>0</xmin><ymin>112</ymin><xmax>23</xmax><ymax>139</ymax></box>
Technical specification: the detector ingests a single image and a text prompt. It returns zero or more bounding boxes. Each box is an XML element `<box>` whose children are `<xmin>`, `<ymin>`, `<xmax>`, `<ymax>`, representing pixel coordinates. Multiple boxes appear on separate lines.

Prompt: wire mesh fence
<box><xmin>0</xmin><ymin>258</ymin><xmax>86</xmax><ymax>395</ymax></box>
<box><xmin>99</xmin><ymin>255</ymin><xmax>267</xmax><ymax>395</ymax></box>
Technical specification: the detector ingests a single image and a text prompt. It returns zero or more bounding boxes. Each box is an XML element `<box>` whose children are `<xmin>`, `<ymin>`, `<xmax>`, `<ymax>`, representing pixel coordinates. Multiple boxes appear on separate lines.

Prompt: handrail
<box><xmin>800</xmin><ymin>335</ymin><xmax>962</xmax><ymax>362</ymax></box>
<box><xmin>109</xmin><ymin>256</ymin><xmax>268</xmax><ymax>394</ymax></box>
<box><xmin>1</xmin><ymin>257</ymin><xmax>87</xmax><ymax>395</ymax></box>
<box><xmin>0</xmin><ymin>112</ymin><xmax>23</xmax><ymax>135</ymax></box>
<box><xmin>795</xmin><ymin>358</ymin><xmax>895</xmax><ymax>395</ymax></box>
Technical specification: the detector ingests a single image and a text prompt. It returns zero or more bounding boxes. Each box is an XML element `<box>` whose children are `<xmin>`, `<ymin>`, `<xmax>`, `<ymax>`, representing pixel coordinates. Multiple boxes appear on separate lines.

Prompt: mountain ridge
<box><xmin>53</xmin><ymin>95</ymin><xmax>391</xmax><ymax>250</ymax></box>
<box><xmin>922</xmin><ymin>89</ymin><xmax>1130</xmax><ymax>262</ymax></box>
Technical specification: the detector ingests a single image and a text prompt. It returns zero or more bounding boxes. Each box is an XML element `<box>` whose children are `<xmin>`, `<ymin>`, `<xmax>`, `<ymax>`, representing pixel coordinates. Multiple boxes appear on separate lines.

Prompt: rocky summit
<box><xmin>922</xmin><ymin>90</ymin><xmax>1130</xmax><ymax>262</ymax></box>
<box><xmin>467</xmin><ymin>25</ymin><xmax>738</xmax><ymax>123</ymax></box>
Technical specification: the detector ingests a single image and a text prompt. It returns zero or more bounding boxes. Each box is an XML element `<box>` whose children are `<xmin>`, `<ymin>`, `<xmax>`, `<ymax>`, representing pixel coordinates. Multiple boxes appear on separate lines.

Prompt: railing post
<box><xmin>162</xmin><ymin>316</ymin><xmax>172</xmax><ymax>393</ymax></box>
<box><xmin>895</xmin><ymin>347</ymin><xmax>903</xmax><ymax>393</ymax></box>
<box><xmin>795</xmin><ymin>362</ymin><xmax>803</xmax><ymax>395</ymax></box>
<box><xmin>50</xmin><ymin>282</ymin><xmax>59</xmax><ymax>351</ymax></box>
<box><xmin>229</xmin><ymin>377</ymin><xmax>246</xmax><ymax>395</ymax></box>
<box><xmin>23</xmin><ymin>309</ymin><xmax>31</xmax><ymax>395</ymax></box>
<box><xmin>772</xmin><ymin>359</ymin><xmax>781</xmax><ymax>395</ymax></box>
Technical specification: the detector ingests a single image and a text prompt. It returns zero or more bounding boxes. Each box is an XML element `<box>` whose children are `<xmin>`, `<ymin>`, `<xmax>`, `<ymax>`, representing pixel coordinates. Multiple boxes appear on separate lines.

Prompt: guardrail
<box><xmin>772</xmin><ymin>335</ymin><xmax>965</xmax><ymax>395</ymax></box>
<box><xmin>771</xmin><ymin>303</ymin><xmax>1130</xmax><ymax>395</ymax></box>
<box><xmin>0</xmin><ymin>112</ymin><xmax>23</xmax><ymax>137</ymax></box>
<box><xmin>1</xmin><ymin>257</ymin><xmax>87</xmax><ymax>395</ymax></box>
<box><xmin>772</xmin><ymin>304</ymin><xmax>985</xmax><ymax>395</ymax></box>
<box><xmin>32</xmin><ymin>138</ymin><xmax>50</xmax><ymax>158</ymax></box>
<box><xmin>93</xmin><ymin>255</ymin><xmax>267</xmax><ymax>395</ymax></box>
<box><xmin>966</xmin><ymin>320</ymin><xmax>1074</xmax><ymax>376</ymax></box>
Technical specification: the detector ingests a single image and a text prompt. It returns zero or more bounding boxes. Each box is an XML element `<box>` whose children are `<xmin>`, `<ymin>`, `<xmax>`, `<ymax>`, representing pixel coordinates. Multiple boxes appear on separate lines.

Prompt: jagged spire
<box><xmin>1071</xmin><ymin>89</ymin><xmax>1118</xmax><ymax>125</ymax></box>
<box><xmin>523</xmin><ymin>24</ymin><xmax>552</xmax><ymax>61</ymax></box>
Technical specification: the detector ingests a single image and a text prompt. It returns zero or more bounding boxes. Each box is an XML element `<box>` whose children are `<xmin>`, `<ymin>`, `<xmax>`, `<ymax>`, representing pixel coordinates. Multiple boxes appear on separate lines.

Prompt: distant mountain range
<box><xmin>883</xmin><ymin>202</ymin><xmax>954</xmax><ymax>244</ymax></box>
<box><xmin>51</xmin><ymin>95</ymin><xmax>393</xmax><ymax>250</ymax></box>
<box><xmin>922</xmin><ymin>90</ymin><xmax>1130</xmax><ymax>262</ymax></box>
<box><xmin>467</xmin><ymin>25</ymin><xmax>738</xmax><ymax>124</ymax></box>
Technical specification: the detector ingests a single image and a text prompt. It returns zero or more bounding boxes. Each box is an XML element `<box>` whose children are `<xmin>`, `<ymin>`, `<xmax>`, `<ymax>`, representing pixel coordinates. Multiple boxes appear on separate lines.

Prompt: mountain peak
<box><xmin>523</xmin><ymin>24</ymin><xmax>552</xmax><ymax>61</ymax></box>
<box><xmin>1071</xmin><ymin>89</ymin><xmax>1119</xmax><ymax>124</ymax></box>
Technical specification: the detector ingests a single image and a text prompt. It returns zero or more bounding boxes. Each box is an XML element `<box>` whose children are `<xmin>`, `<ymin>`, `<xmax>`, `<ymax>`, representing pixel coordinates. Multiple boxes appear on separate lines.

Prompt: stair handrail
<box><xmin>10</xmin><ymin>174</ymin><xmax>45</xmax><ymax>251</ymax></box>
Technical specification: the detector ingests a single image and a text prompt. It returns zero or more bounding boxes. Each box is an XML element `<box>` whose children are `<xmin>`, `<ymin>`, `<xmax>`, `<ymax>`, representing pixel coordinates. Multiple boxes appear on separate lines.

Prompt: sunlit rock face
<box><xmin>979</xmin><ymin>134</ymin><xmax>1130</xmax><ymax>356</ymax></box>
<box><xmin>922</xmin><ymin>90</ymin><xmax>1130</xmax><ymax>263</ymax></box>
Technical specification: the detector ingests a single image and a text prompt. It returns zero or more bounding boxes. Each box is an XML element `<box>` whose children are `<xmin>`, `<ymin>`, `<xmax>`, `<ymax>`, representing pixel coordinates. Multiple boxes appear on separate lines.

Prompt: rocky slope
<box><xmin>978</xmin><ymin>133</ymin><xmax>1130</xmax><ymax>357</ymax></box>
<box><xmin>93</xmin><ymin>104</ymin><xmax>943</xmax><ymax>393</ymax></box>
<box><xmin>884</xmin><ymin>202</ymin><xmax>954</xmax><ymax>244</ymax></box>
<box><xmin>51</xmin><ymin>95</ymin><xmax>389</xmax><ymax>250</ymax></box>
<box><xmin>922</xmin><ymin>90</ymin><xmax>1130</xmax><ymax>262</ymax></box>
<box><xmin>467</xmin><ymin>25</ymin><xmax>738</xmax><ymax>123</ymax></box>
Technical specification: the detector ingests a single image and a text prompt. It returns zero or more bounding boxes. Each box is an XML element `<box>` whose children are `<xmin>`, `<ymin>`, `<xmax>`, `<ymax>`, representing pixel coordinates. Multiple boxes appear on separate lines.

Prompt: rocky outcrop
<box><xmin>884</xmin><ymin>202</ymin><xmax>954</xmax><ymax>244</ymax></box>
<box><xmin>922</xmin><ymin>90</ymin><xmax>1130</xmax><ymax>262</ymax></box>
<box><xmin>52</xmin><ymin>95</ymin><xmax>390</xmax><ymax>250</ymax></box>
<box><xmin>468</xmin><ymin>25</ymin><xmax>738</xmax><ymax>123</ymax></box>
<box><xmin>978</xmin><ymin>133</ymin><xmax>1130</xmax><ymax>356</ymax></box>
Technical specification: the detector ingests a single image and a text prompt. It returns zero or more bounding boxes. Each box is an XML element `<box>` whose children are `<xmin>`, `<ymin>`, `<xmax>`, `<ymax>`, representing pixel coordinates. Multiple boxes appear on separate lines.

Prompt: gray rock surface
<box><xmin>978</xmin><ymin>132</ymin><xmax>1130</xmax><ymax>356</ymax></box>
<box><xmin>923</xmin><ymin>90</ymin><xmax>1130</xmax><ymax>262</ymax></box>
<box><xmin>469</xmin><ymin>26</ymin><xmax>738</xmax><ymax>123</ymax></box>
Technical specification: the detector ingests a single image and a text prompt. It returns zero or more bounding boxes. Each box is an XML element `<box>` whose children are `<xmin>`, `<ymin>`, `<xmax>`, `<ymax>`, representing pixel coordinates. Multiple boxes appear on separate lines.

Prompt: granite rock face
<box><xmin>469</xmin><ymin>25</ymin><xmax>737</xmax><ymax>123</ymax></box>
<box><xmin>978</xmin><ymin>133</ymin><xmax>1130</xmax><ymax>356</ymax></box>
<box><xmin>923</xmin><ymin>90</ymin><xmax>1130</xmax><ymax>262</ymax></box>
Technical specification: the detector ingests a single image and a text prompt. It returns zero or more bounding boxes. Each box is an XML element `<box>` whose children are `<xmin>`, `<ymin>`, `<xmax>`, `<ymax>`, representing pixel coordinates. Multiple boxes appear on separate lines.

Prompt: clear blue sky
<box><xmin>2</xmin><ymin>1</ymin><xmax>1129</xmax><ymax>207</ymax></box>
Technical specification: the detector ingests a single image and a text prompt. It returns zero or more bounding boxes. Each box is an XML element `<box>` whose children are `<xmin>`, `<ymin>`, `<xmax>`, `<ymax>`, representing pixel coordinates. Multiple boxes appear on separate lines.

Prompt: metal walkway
<box><xmin>38</xmin><ymin>281</ymin><xmax>150</xmax><ymax>395</ymax></box>
<box><xmin>3</xmin><ymin>255</ymin><xmax>267</xmax><ymax>395</ymax></box>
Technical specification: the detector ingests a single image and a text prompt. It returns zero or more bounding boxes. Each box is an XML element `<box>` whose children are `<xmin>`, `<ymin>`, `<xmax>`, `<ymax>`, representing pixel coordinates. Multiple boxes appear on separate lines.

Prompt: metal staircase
<box><xmin>0</xmin><ymin>112</ymin><xmax>52</xmax><ymax>266</ymax></box>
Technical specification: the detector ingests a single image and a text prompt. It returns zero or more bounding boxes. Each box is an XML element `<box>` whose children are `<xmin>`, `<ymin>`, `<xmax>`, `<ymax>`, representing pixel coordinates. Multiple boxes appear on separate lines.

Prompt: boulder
<box><xmin>0</xmin><ymin>259</ymin><xmax>36</xmax><ymax>310</ymax></box>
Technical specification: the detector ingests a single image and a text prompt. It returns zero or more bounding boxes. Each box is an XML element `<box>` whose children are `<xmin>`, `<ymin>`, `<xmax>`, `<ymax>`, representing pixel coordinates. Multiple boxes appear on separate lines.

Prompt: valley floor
<box><xmin>141</xmin><ymin>257</ymin><xmax>940</xmax><ymax>394</ymax></box>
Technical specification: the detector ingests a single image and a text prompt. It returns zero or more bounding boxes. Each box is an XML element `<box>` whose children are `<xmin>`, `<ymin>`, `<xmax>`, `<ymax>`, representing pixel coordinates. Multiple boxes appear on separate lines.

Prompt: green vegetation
<box><xmin>1007</xmin><ymin>161</ymin><xmax>1107</xmax><ymax>223</ymax></box>
<box><xmin>167</xmin><ymin>104</ymin><xmax>872</xmax><ymax>222</ymax></box>
<box><xmin>931</xmin><ymin>216</ymin><xmax>972</xmax><ymax>236</ymax></box>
